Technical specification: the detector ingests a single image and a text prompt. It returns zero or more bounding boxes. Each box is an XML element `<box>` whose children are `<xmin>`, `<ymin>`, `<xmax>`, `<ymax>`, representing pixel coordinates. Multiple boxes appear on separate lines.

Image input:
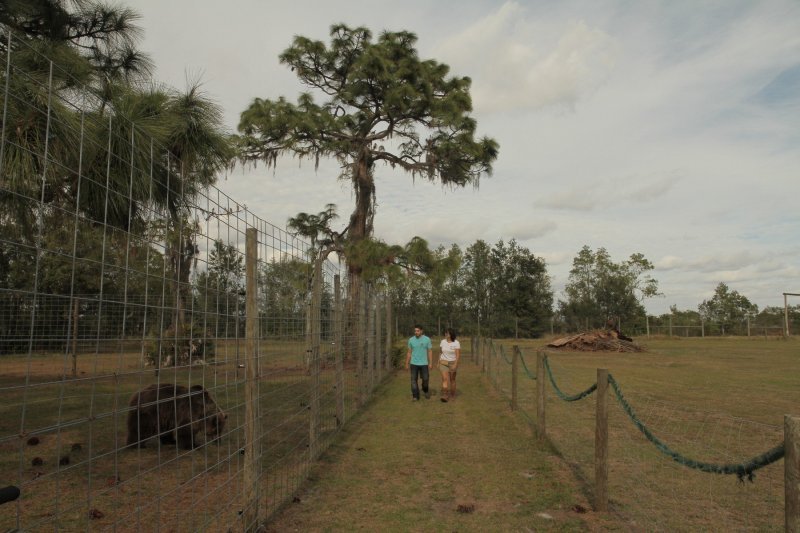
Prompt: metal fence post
<box><xmin>595</xmin><ymin>368</ymin><xmax>609</xmax><ymax>512</ymax></box>
<box><xmin>243</xmin><ymin>227</ymin><xmax>260</xmax><ymax>530</ymax></box>
<box><xmin>537</xmin><ymin>351</ymin><xmax>546</xmax><ymax>438</ymax></box>
<box><xmin>787</xmin><ymin>415</ymin><xmax>800</xmax><ymax>532</ymax></box>
<box><xmin>511</xmin><ymin>345</ymin><xmax>519</xmax><ymax>410</ymax></box>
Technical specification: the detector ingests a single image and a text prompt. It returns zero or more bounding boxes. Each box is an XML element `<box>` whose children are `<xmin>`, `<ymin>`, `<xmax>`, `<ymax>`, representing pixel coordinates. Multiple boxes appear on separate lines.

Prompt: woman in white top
<box><xmin>438</xmin><ymin>328</ymin><xmax>461</xmax><ymax>402</ymax></box>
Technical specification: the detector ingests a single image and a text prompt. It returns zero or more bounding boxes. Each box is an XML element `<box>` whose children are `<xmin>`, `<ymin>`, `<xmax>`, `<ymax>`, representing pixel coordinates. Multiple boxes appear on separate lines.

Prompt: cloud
<box><xmin>656</xmin><ymin>255</ymin><xmax>684</xmax><ymax>271</ymax></box>
<box><xmin>130</xmin><ymin>0</ymin><xmax>800</xmax><ymax>316</ymax></box>
<box><xmin>541</xmin><ymin>251</ymin><xmax>572</xmax><ymax>267</ymax></box>
<box><xmin>499</xmin><ymin>220</ymin><xmax>558</xmax><ymax>241</ymax></box>
<box><xmin>627</xmin><ymin>175</ymin><xmax>680</xmax><ymax>202</ymax></box>
<box><xmin>536</xmin><ymin>188</ymin><xmax>597</xmax><ymax>211</ymax></box>
<box><xmin>535</xmin><ymin>172</ymin><xmax>680</xmax><ymax>211</ymax></box>
<box><xmin>435</xmin><ymin>2</ymin><xmax>618</xmax><ymax>113</ymax></box>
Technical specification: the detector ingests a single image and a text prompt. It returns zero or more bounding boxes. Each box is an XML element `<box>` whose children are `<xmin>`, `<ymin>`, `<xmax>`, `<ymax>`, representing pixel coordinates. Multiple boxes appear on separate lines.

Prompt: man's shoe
<box><xmin>412</xmin><ymin>397</ymin><xmax>419</xmax><ymax>401</ymax></box>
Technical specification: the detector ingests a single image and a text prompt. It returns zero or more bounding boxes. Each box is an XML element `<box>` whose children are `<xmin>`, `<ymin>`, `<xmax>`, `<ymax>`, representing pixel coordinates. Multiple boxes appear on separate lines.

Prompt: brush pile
<box><xmin>547</xmin><ymin>330</ymin><xmax>645</xmax><ymax>352</ymax></box>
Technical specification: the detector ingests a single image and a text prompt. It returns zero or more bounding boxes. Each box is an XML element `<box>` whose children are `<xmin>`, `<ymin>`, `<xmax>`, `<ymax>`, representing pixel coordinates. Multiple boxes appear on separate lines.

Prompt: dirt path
<box><xmin>265</xmin><ymin>363</ymin><xmax>620</xmax><ymax>532</ymax></box>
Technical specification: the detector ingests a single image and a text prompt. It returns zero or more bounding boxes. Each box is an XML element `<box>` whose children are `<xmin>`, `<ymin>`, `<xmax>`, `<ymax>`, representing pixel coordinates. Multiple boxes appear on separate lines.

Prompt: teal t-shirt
<box><xmin>408</xmin><ymin>335</ymin><xmax>432</xmax><ymax>365</ymax></box>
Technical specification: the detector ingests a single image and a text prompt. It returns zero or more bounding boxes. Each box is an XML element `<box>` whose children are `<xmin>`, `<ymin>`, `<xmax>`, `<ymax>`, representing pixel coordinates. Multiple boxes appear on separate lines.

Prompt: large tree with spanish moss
<box><xmin>237</xmin><ymin>24</ymin><xmax>499</xmax><ymax>285</ymax></box>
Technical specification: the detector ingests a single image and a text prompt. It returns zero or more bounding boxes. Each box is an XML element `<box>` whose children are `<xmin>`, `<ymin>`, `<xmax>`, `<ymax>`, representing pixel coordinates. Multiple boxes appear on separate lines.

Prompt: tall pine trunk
<box><xmin>344</xmin><ymin>153</ymin><xmax>374</xmax><ymax>361</ymax></box>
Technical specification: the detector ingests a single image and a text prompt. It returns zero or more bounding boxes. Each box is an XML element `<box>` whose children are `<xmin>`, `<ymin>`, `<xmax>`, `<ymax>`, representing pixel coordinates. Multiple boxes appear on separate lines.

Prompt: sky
<box><xmin>129</xmin><ymin>0</ymin><xmax>800</xmax><ymax>315</ymax></box>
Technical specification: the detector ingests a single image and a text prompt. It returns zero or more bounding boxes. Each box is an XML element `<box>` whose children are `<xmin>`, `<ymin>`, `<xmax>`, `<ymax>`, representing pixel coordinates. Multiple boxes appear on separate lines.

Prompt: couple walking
<box><xmin>405</xmin><ymin>325</ymin><xmax>461</xmax><ymax>402</ymax></box>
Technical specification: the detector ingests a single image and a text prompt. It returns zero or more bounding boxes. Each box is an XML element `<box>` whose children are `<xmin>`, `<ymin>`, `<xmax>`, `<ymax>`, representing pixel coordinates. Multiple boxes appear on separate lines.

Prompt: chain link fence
<box><xmin>0</xmin><ymin>29</ymin><xmax>393</xmax><ymax>531</ymax></box>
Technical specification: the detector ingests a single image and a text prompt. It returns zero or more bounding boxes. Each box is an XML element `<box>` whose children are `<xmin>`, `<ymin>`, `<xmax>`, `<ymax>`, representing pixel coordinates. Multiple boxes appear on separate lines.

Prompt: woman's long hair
<box><xmin>445</xmin><ymin>328</ymin><xmax>457</xmax><ymax>342</ymax></box>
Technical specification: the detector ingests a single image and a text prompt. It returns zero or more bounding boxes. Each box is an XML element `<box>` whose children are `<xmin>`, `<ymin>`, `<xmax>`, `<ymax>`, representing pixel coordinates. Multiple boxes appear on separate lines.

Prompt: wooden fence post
<box><xmin>385</xmin><ymin>297</ymin><xmax>392</xmax><ymax>371</ymax></box>
<box><xmin>470</xmin><ymin>336</ymin><xmax>475</xmax><ymax>364</ymax></box>
<box><xmin>243</xmin><ymin>228</ymin><xmax>260</xmax><ymax>529</ymax></box>
<box><xmin>537</xmin><ymin>351</ymin><xmax>546</xmax><ymax>438</ymax></box>
<box><xmin>595</xmin><ymin>368</ymin><xmax>609</xmax><ymax>512</ymax></box>
<box><xmin>333</xmin><ymin>275</ymin><xmax>344</xmax><ymax>427</ymax></box>
<box><xmin>494</xmin><ymin>343</ymin><xmax>501</xmax><ymax>389</ymax></box>
<box><xmin>494</xmin><ymin>343</ymin><xmax>500</xmax><ymax>389</ymax></box>
<box><xmin>71</xmin><ymin>297</ymin><xmax>79</xmax><ymax>377</ymax></box>
<box><xmin>486</xmin><ymin>340</ymin><xmax>494</xmax><ymax>385</ymax></box>
<box><xmin>511</xmin><ymin>345</ymin><xmax>519</xmax><ymax>410</ymax></box>
<box><xmin>366</xmin><ymin>285</ymin><xmax>375</xmax><ymax>394</ymax></box>
<box><xmin>787</xmin><ymin>415</ymin><xmax>800</xmax><ymax>532</ymax></box>
<box><xmin>376</xmin><ymin>293</ymin><xmax>382</xmax><ymax>383</ymax></box>
<box><xmin>479</xmin><ymin>338</ymin><xmax>486</xmax><ymax>374</ymax></box>
<box><xmin>308</xmin><ymin>255</ymin><xmax>322</xmax><ymax>460</ymax></box>
<box><xmin>357</xmin><ymin>281</ymin><xmax>366</xmax><ymax>406</ymax></box>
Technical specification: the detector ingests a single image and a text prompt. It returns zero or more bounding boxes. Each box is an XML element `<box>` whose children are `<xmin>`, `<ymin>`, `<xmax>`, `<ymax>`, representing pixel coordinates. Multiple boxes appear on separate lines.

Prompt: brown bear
<box><xmin>126</xmin><ymin>384</ymin><xmax>227</xmax><ymax>450</ymax></box>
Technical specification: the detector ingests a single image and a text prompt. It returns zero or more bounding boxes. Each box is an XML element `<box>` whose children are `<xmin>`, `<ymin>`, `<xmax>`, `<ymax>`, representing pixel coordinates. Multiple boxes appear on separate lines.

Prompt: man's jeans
<box><xmin>410</xmin><ymin>364</ymin><xmax>429</xmax><ymax>399</ymax></box>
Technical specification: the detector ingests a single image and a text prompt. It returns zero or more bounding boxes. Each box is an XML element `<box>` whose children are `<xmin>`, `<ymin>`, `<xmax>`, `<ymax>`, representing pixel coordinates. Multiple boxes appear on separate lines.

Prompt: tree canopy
<box><xmin>558</xmin><ymin>246</ymin><xmax>659</xmax><ymax>330</ymax></box>
<box><xmin>698</xmin><ymin>282</ymin><xmax>758</xmax><ymax>334</ymax></box>
<box><xmin>237</xmin><ymin>24</ymin><xmax>498</xmax><ymax>252</ymax></box>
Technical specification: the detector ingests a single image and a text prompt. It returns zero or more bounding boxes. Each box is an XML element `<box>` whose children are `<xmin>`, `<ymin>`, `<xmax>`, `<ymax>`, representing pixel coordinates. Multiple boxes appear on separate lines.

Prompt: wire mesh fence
<box><xmin>0</xmin><ymin>29</ymin><xmax>394</xmax><ymax>531</ymax></box>
<box><xmin>479</xmin><ymin>338</ymin><xmax>788</xmax><ymax>531</ymax></box>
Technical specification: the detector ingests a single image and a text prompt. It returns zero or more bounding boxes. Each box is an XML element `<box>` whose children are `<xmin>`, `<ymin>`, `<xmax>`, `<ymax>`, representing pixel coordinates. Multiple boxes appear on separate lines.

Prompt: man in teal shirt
<box><xmin>405</xmin><ymin>325</ymin><xmax>432</xmax><ymax>400</ymax></box>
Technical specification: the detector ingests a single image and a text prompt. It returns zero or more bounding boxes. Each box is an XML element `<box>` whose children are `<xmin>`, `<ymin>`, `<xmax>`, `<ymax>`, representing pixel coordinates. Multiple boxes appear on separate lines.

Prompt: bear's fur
<box><xmin>126</xmin><ymin>384</ymin><xmax>227</xmax><ymax>450</ymax></box>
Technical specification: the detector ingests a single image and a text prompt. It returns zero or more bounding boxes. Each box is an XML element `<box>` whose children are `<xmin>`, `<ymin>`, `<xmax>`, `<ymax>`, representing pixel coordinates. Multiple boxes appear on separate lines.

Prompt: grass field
<box><xmin>485</xmin><ymin>335</ymin><xmax>798</xmax><ymax>531</ymax></box>
<box><xmin>0</xmin><ymin>338</ymin><xmax>378</xmax><ymax>531</ymax></box>
<box><xmin>2</xmin><ymin>335</ymin><xmax>796</xmax><ymax>530</ymax></box>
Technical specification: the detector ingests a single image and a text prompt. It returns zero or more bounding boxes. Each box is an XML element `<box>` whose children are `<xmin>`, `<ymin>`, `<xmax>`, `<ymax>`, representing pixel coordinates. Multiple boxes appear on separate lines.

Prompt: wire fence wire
<box><xmin>0</xmin><ymin>30</ymin><xmax>394</xmax><ymax>531</ymax></box>
<box><xmin>480</xmin><ymin>339</ymin><xmax>787</xmax><ymax>531</ymax></box>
